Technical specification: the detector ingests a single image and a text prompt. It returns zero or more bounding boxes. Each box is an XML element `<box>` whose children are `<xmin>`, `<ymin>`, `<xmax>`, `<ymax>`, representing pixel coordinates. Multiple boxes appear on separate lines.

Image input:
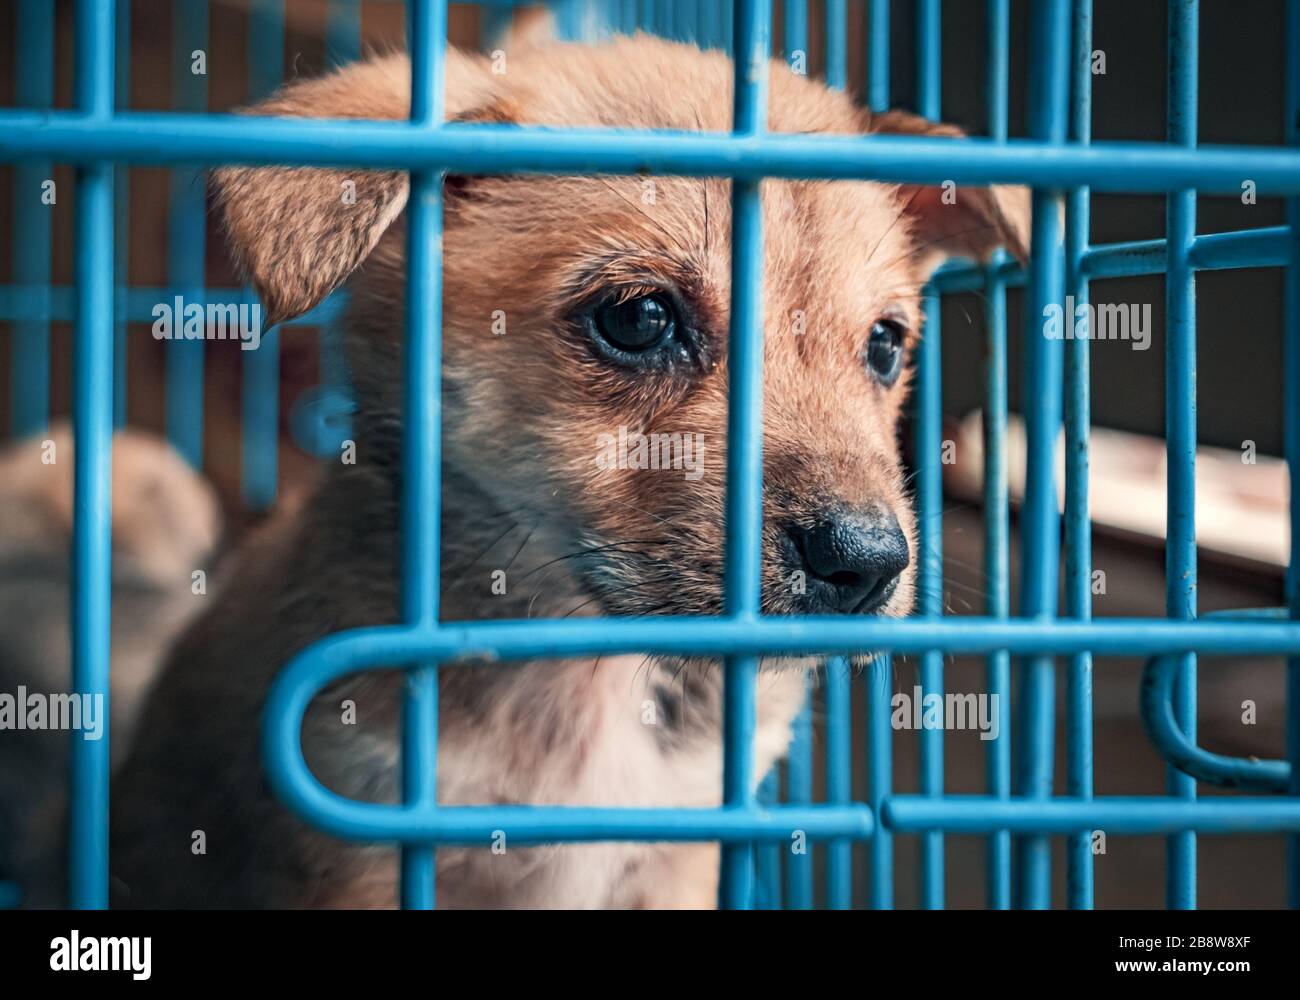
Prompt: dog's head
<box><xmin>214</xmin><ymin>35</ymin><xmax>1028</xmax><ymax>621</ymax></box>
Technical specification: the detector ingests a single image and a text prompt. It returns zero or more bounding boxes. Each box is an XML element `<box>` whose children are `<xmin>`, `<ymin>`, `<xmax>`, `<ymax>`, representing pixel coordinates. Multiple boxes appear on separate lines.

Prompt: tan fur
<box><xmin>112</xmin><ymin>36</ymin><xmax>1029</xmax><ymax>909</ymax></box>
<box><xmin>0</xmin><ymin>425</ymin><xmax>221</xmax><ymax>585</ymax></box>
<box><xmin>0</xmin><ymin>426</ymin><xmax>221</xmax><ymax>905</ymax></box>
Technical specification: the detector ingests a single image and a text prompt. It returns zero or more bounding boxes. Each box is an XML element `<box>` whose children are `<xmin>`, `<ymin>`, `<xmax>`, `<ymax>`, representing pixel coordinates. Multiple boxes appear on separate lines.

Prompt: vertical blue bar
<box><xmin>785</xmin><ymin>694</ymin><xmax>814</xmax><ymax>908</ymax></box>
<box><xmin>754</xmin><ymin>769</ymin><xmax>781</xmax><ymax>909</ymax></box>
<box><xmin>698</xmin><ymin>0</ymin><xmax>721</xmax><ymax>49</ymax></box>
<box><xmin>240</xmin><ymin>313</ymin><xmax>280</xmax><ymax>509</ymax></box>
<box><xmin>867</xmin><ymin>0</ymin><xmax>889</xmax><ymax>112</ymax></box>
<box><xmin>982</xmin><ymin>252</ymin><xmax>1012</xmax><ymax>909</ymax></box>
<box><xmin>1013</xmin><ymin>0</ymin><xmax>1069</xmax><ymax>911</ymax></box>
<box><xmin>1060</xmin><ymin>0</ymin><xmax>1092</xmax><ymax>910</ymax></box>
<box><xmin>560</xmin><ymin>0</ymin><xmax>579</xmax><ymax>39</ymax></box>
<box><xmin>1165</xmin><ymin>0</ymin><xmax>1198</xmax><ymax>911</ymax></box>
<box><xmin>241</xmin><ymin>0</ymin><xmax>286</xmax><ymax>510</ymax></box>
<box><xmin>719</xmin><ymin>0</ymin><xmax>769</xmax><ymax>911</ymax></box>
<box><xmin>866</xmin><ymin>653</ymin><xmax>893</xmax><ymax>908</ymax></box>
<box><xmin>914</xmin><ymin>0</ymin><xmax>944</xmax><ymax>912</ymax></box>
<box><xmin>247</xmin><ymin>0</ymin><xmax>287</xmax><ymax>100</ymax></box>
<box><xmin>864</xmin><ymin>0</ymin><xmax>894</xmax><ymax>911</ymax></box>
<box><xmin>480</xmin><ymin>3</ymin><xmax>513</xmax><ymax>49</ymax></box>
<box><xmin>655</xmin><ymin>0</ymin><xmax>674</xmax><ymax>40</ymax></box>
<box><xmin>825</xmin><ymin>0</ymin><xmax>846</xmax><ymax>90</ymax></box>
<box><xmin>782</xmin><ymin>0</ymin><xmax>806</xmax><ymax>73</ymax></box>
<box><xmin>113</xmin><ymin>0</ymin><xmax>131</xmax><ymax>429</ymax></box>
<box><xmin>593</xmin><ymin>0</ymin><xmax>613</xmax><ymax>39</ymax></box>
<box><xmin>316</xmin><ymin>0</ymin><xmax>363</xmax><ymax>493</ymax></box>
<box><xmin>916</xmin><ymin>285</ymin><xmax>944</xmax><ymax>909</ymax></box>
<box><xmin>983</xmin><ymin>0</ymin><xmax>1012</xmax><ymax>912</ymax></box>
<box><xmin>1063</xmin><ymin>0</ymin><xmax>1095</xmax><ymax>911</ymax></box>
<box><xmin>675</xmin><ymin>0</ymin><xmax>698</xmax><ymax>43</ymax></box>
<box><xmin>69</xmin><ymin>0</ymin><xmax>115</xmax><ymax>911</ymax></box>
<box><xmin>11</xmin><ymin>0</ymin><xmax>54</xmax><ymax>439</ymax></box>
<box><xmin>166</xmin><ymin>0</ymin><xmax>208</xmax><ymax>467</ymax></box>
<box><xmin>863</xmin><ymin>0</ymin><xmax>895</xmax><ymax>911</ymax></box>
<box><xmin>326</xmin><ymin>0</ymin><xmax>361</xmax><ymax>65</ymax></box>
<box><xmin>400</xmin><ymin>0</ymin><xmax>447</xmax><ymax>912</ymax></box>
<box><xmin>916</xmin><ymin>0</ymin><xmax>940</xmax><ymax>119</ymax></box>
<box><xmin>825</xmin><ymin>658</ymin><xmax>851</xmax><ymax>908</ymax></box>
<box><xmin>1286</xmin><ymin>0</ymin><xmax>1300</xmax><ymax>912</ymax></box>
<box><xmin>986</xmin><ymin>0</ymin><xmax>1008</xmax><ymax>141</ymax></box>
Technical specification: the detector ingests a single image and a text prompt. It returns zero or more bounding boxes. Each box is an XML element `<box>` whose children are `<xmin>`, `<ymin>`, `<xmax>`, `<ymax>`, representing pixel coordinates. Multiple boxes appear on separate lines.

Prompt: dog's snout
<box><xmin>787</xmin><ymin>507</ymin><xmax>909</xmax><ymax>614</ymax></box>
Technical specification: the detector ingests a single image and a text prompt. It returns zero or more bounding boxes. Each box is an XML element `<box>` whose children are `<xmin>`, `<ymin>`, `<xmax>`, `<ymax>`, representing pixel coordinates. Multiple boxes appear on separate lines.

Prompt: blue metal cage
<box><xmin>2</xmin><ymin>0</ymin><xmax>1300</xmax><ymax>910</ymax></box>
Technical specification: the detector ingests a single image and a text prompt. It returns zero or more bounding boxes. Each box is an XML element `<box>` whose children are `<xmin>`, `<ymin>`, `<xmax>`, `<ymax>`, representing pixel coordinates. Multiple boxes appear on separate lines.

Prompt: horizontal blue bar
<box><xmin>1085</xmin><ymin>225</ymin><xmax>1294</xmax><ymax>279</ymax></box>
<box><xmin>0</xmin><ymin>285</ymin><xmax>347</xmax><ymax>326</ymax></box>
<box><xmin>885</xmin><ymin>796</ymin><xmax>1300</xmax><ymax>835</ymax></box>
<box><xmin>928</xmin><ymin>225</ymin><xmax>1291</xmax><ymax>293</ymax></box>
<box><xmin>0</xmin><ymin>222</ymin><xmax>1286</xmax><ymax>327</ymax></box>
<box><xmin>244</xmin><ymin>797</ymin><xmax>874</xmax><ymax>845</ymax></box>
<box><xmin>248</xmin><ymin>786</ymin><xmax>1300</xmax><ymax>846</ymax></box>
<box><xmin>5</xmin><ymin>113</ymin><xmax>1300</xmax><ymax>194</ymax></box>
<box><xmin>267</xmin><ymin>619</ymin><xmax>1300</xmax><ymax>679</ymax></box>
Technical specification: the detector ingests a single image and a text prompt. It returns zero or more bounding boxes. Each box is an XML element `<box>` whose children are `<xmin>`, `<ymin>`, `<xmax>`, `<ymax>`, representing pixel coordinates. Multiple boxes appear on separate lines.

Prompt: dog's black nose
<box><xmin>787</xmin><ymin>507</ymin><xmax>909</xmax><ymax>614</ymax></box>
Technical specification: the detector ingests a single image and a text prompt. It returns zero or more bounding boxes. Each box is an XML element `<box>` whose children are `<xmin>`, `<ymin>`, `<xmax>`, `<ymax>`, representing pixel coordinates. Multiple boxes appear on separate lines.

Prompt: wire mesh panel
<box><xmin>1</xmin><ymin>0</ymin><xmax>1299</xmax><ymax>911</ymax></box>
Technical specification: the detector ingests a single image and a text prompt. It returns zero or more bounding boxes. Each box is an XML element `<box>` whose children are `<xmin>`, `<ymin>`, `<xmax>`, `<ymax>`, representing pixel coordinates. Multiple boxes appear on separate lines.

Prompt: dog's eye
<box><xmin>592</xmin><ymin>293</ymin><xmax>677</xmax><ymax>354</ymax></box>
<box><xmin>864</xmin><ymin>319</ymin><xmax>906</xmax><ymax>385</ymax></box>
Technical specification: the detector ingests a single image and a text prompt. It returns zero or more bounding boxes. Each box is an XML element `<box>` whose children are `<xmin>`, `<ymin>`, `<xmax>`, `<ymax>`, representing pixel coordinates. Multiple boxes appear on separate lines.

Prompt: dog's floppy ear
<box><xmin>211</xmin><ymin>51</ymin><xmax>501</xmax><ymax>327</ymax></box>
<box><xmin>865</xmin><ymin>109</ymin><xmax>1031</xmax><ymax>269</ymax></box>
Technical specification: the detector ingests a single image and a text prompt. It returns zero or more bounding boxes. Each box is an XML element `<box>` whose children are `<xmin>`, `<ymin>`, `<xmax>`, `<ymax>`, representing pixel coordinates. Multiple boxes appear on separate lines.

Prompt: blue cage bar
<box><xmin>1</xmin><ymin>0</ymin><xmax>1299</xmax><ymax>911</ymax></box>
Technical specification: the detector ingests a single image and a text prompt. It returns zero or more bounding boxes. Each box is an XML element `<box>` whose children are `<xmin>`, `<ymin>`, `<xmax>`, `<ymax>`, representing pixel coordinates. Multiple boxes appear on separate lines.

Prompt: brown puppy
<box><xmin>111</xmin><ymin>34</ymin><xmax>1027</xmax><ymax>908</ymax></box>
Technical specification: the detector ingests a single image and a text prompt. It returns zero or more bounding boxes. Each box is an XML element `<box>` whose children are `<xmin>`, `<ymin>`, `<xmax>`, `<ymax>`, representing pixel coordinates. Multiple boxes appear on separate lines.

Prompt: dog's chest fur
<box><xmin>316</xmin><ymin>651</ymin><xmax>805</xmax><ymax>908</ymax></box>
<box><xmin>114</xmin><ymin>464</ymin><xmax>806</xmax><ymax>908</ymax></box>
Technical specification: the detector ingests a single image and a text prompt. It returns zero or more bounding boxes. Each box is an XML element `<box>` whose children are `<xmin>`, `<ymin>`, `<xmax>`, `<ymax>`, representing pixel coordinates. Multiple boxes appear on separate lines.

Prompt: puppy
<box><xmin>111</xmin><ymin>34</ymin><xmax>1027</xmax><ymax>908</ymax></box>
<box><xmin>0</xmin><ymin>425</ymin><xmax>221</xmax><ymax>905</ymax></box>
